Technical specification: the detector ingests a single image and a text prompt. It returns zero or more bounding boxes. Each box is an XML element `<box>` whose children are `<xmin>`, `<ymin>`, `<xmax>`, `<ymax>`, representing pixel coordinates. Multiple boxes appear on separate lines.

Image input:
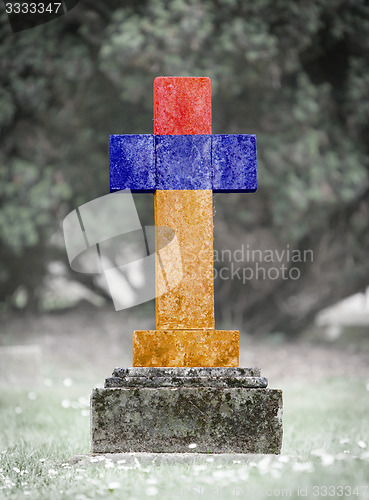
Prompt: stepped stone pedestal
<box><xmin>91</xmin><ymin>367</ymin><xmax>283</xmax><ymax>454</ymax></box>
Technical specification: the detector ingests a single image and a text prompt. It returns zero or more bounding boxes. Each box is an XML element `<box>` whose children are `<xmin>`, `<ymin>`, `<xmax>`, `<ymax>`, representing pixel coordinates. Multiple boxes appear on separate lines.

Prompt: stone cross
<box><xmin>109</xmin><ymin>77</ymin><xmax>257</xmax><ymax>367</ymax></box>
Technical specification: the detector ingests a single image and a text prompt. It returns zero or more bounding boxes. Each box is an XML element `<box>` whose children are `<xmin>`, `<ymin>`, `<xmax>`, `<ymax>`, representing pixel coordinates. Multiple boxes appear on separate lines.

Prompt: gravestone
<box><xmin>91</xmin><ymin>77</ymin><xmax>283</xmax><ymax>453</ymax></box>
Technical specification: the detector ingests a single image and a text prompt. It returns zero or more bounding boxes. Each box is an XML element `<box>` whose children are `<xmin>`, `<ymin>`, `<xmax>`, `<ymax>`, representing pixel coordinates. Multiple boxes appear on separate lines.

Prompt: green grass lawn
<box><xmin>1</xmin><ymin>377</ymin><xmax>369</xmax><ymax>499</ymax></box>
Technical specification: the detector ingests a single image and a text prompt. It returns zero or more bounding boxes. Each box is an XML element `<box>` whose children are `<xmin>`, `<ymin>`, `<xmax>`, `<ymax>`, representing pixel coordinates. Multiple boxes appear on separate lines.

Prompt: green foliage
<box><xmin>0</xmin><ymin>0</ymin><xmax>368</xmax><ymax>321</ymax></box>
<box><xmin>0</xmin><ymin>160</ymin><xmax>71</xmax><ymax>253</ymax></box>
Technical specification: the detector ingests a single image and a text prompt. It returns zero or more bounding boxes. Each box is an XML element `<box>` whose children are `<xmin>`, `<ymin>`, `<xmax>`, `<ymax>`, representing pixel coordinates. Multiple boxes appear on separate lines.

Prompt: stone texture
<box><xmin>113</xmin><ymin>367</ymin><xmax>261</xmax><ymax>377</ymax></box>
<box><xmin>155</xmin><ymin>190</ymin><xmax>215</xmax><ymax>330</ymax></box>
<box><xmin>105</xmin><ymin>375</ymin><xmax>268</xmax><ymax>388</ymax></box>
<box><xmin>132</xmin><ymin>330</ymin><xmax>239</xmax><ymax>367</ymax></box>
<box><xmin>108</xmin><ymin>366</ymin><xmax>265</xmax><ymax>388</ymax></box>
<box><xmin>212</xmin><ymin>134</ymin><xmax>257</xmax><ymax>192</ymax></box>
<box><xmin>109</xmin><ymin>134</ymin><xmax>155</xmax><ymax>192</ymax></box>
<box><xmin>91</xmin><ymin>385</ymin><xmax>283</xmax><ymax>454</ymax></box>
<box><xmin>156</xmin><ymin>135</ymin><xmax>212</xmax><ymax>190</ymax></box>
<box><xmin>154</xmin><ymin>77</ymin><xmax>212</xmax><ymax>135</ymax></box>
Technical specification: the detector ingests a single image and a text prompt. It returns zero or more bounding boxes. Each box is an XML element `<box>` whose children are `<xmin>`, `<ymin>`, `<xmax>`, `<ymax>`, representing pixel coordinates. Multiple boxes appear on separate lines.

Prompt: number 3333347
<box><xmin>5</xmin><ymin>3</ymin><xmax>62</xmax><ymax>14</ymax></box>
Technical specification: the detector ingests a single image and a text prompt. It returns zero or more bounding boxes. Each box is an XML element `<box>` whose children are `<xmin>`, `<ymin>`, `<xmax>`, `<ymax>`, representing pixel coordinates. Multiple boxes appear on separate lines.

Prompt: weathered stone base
<box><xmin>91</xmin><ymin>368</ymin><xmax>283</xmax><ymax>454</ymax></box>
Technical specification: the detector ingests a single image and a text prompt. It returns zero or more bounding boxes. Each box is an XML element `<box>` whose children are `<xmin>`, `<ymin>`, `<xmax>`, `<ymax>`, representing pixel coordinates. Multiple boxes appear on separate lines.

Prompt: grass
<box><xmin>0</xmin><ymin>377</ymin><xmax>369</xmax><ymax>499</ymax></box>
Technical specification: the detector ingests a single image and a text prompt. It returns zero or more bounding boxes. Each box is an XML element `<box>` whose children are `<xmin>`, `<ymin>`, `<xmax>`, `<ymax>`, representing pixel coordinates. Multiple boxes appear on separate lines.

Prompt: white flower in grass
<box><xmin>78</xmin><ymin>396</ymin><xmax>89</xmax><ymax>407</ymax></box>
<box><xmin>271</xmin><ymin>468</ymin><xmax>281</xmax><ymax>479</ymax></box>
<box><xmin>24</xmin><ymin>491</ymin><xmax>31</xmax><ymax>496</ymax></box>
<box><xmin>238</xmin><ymin>468</ymin><xmax>249</xmax><ymax>481</ymax></box>
<box><xmin>193</xmin><ymin>464</ymin><xmax>207</xmax><ymax>471</ymax></box>
<box><xmin>90</xmin><ymin>458</ymin><xmax>99</xmax><ymax>463</ymax></box>
<box><xmin>339</xmin><ymin>438</ymin><xmax>349</xmax><ymax>444</ymax></box>
<box><xmin>13</xmin><ymin>467</ymin><xmax>20</xmax><ymax>474</ymax></box>
<box><xmin>146</xmin><ymin>477</ymin><xmax>158</xmax><ymax>485</ymax></box>
<box><xmin>256</xmin><ymin>455</ymin><xmax>272</xmax><ymax>474</ymax></box>
<box><xmin>104</xmin><ymin>462</ymin><xmax>114</xmax><ymax>469</ymax></box>
<box><xmin>336</xmin><ymin>453</ymin><xmax>349</xmax><ymax>460</ymax></box>
<box><xmin>116</xmin><ymin>459</ymin><xmax>126</xmax><ymax>464</ymax></box>
<box><xmin>292</xmin><ymin>462</ymin><xmax>314</xmax><ymax>472</ymax></box>
<box><xmin>146</xmin><ymin>486</ymin><xmax>158</xmax><ymax>496</ymax></box>
<box><xmin>212</xmin><ymin>469</ymin><xmax>226</xmax><ymax>478</ymax></box>
<box><xmin>15</xmin><ymin>407</ymin><xmax>22</xmax><ymax>414</ymax></box>
<box><xmin>206</xmin><ymin>457</ymin><xmax>214</xmax><ymax>463</ymax></box>
<box><xmin>81</xmin><ymin>410</ymin><xmax>89</xmax><ymax>417</ymax></box>
<box><xmin>61</xmin><ymin>400</ymin><xmax>70</xmax><ymax>409</ymax></box>
<box><xmin>39</xmin><ymin>459</ymin><xmax>46</xmax><ymax>463</ymax></box>
<box><xmin>4</xmin><ymin>477</ymin><xmax>14</xmax><ymax>487</ymax></box>
<box><xmin>63</xmin><ymin>378</ymin><xmax>73</xmax><ymax>387</ymax></box>
<box><xmin>272</xmin><ymin>461</ymin><xmax>283</xmax><ymax>470</ymax></box>
<box><xmin>188</xmin><ymin>443</ymin><xmax>197</xmax><ymax>449</ymax></box>
<box><xmin>358</xmin><ymin>440</ymin><xmax>367</xmax><ymax>449</ymax></box>
<box><xmin>311</xmin><ymin>449</ymin><xmax>325</xmax><ymax>457</ymax></box>
<box><xmin>48</xmin><ymin>469</ymin><xmax>58</xmax><ymax>477</ymax></box>
<box><xmin>321</xmin><ymin>454</ymin><xmax>335</xmax><ymax>466</ymax></box>
<box><xmin>108</xmin><ymin>482</ymin><xmax>121</xmax><ymax>491</ymax></box>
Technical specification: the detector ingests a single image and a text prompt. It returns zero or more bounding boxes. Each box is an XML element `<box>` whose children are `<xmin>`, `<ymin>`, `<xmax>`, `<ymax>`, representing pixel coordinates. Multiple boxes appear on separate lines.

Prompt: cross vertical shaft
<box><xmin>154</xmin><ymin>77</ymin><xmax>214</xmax><ymax>330</ymax></box>
<box><xmin>132</xmin><ymin>77</ymin><xmax>239</xmax><ymax>367</ymax></box>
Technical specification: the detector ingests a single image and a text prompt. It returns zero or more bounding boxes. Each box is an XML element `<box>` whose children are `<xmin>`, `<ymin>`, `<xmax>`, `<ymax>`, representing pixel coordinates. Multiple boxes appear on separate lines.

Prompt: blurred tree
<box><xmin>0</xmin><ymin>0</ymin><xmax>368</xmax><ymax>333</ymax></box>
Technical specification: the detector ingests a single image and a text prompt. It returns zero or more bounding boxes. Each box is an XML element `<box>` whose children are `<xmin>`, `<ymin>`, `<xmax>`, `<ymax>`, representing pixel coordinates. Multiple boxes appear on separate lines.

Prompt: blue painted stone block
<box><xmin>109</xmin><ymin>134</ymin><xmax>155</xmax><ymax>193</ymax></box>
<box><xmin>156</xmin><ymin>135</ymin><xmax>212</xmax><ymax>190</ymax></box>
<box><xmin>212</xmin><ymin>134</ymin><xmax>257</xmax><ymax>192</ymax></box>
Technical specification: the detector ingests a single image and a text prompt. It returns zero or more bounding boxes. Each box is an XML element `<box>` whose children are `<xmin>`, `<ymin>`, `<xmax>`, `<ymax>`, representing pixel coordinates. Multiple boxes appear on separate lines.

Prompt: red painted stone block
<box><xmin>154</xmin><ymin>77</ymin><xmax>212</xmax><ymax>135</ymax></box>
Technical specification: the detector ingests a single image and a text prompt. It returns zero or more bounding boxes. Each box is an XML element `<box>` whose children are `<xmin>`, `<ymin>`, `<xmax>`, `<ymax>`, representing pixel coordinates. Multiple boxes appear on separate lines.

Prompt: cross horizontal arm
<box><xmin>109</xmin><ymin>134</ymin><xmax>257</xmax><ymax>192</ymax></box>
<box><xmin>109</xmin><ymin>134</ymin><xmax>156</xmax><ymax>193</ymax></box>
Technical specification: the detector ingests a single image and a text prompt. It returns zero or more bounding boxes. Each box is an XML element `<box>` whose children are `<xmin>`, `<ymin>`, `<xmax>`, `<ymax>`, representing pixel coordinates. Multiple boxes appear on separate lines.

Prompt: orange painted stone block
<box><xmin>133</xmin><ymin>330</ymin><xmax>239</xmax><ymax>367</ymax></box>
<box><xmin>155</xmin><ymin>190</ymin><xmax>215</xmax><ymax>330</ymax></box>
<box><xmin>154</xmin><ymin>77</ymin><xmax>212</xmax><ymax>135</ymax></box>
